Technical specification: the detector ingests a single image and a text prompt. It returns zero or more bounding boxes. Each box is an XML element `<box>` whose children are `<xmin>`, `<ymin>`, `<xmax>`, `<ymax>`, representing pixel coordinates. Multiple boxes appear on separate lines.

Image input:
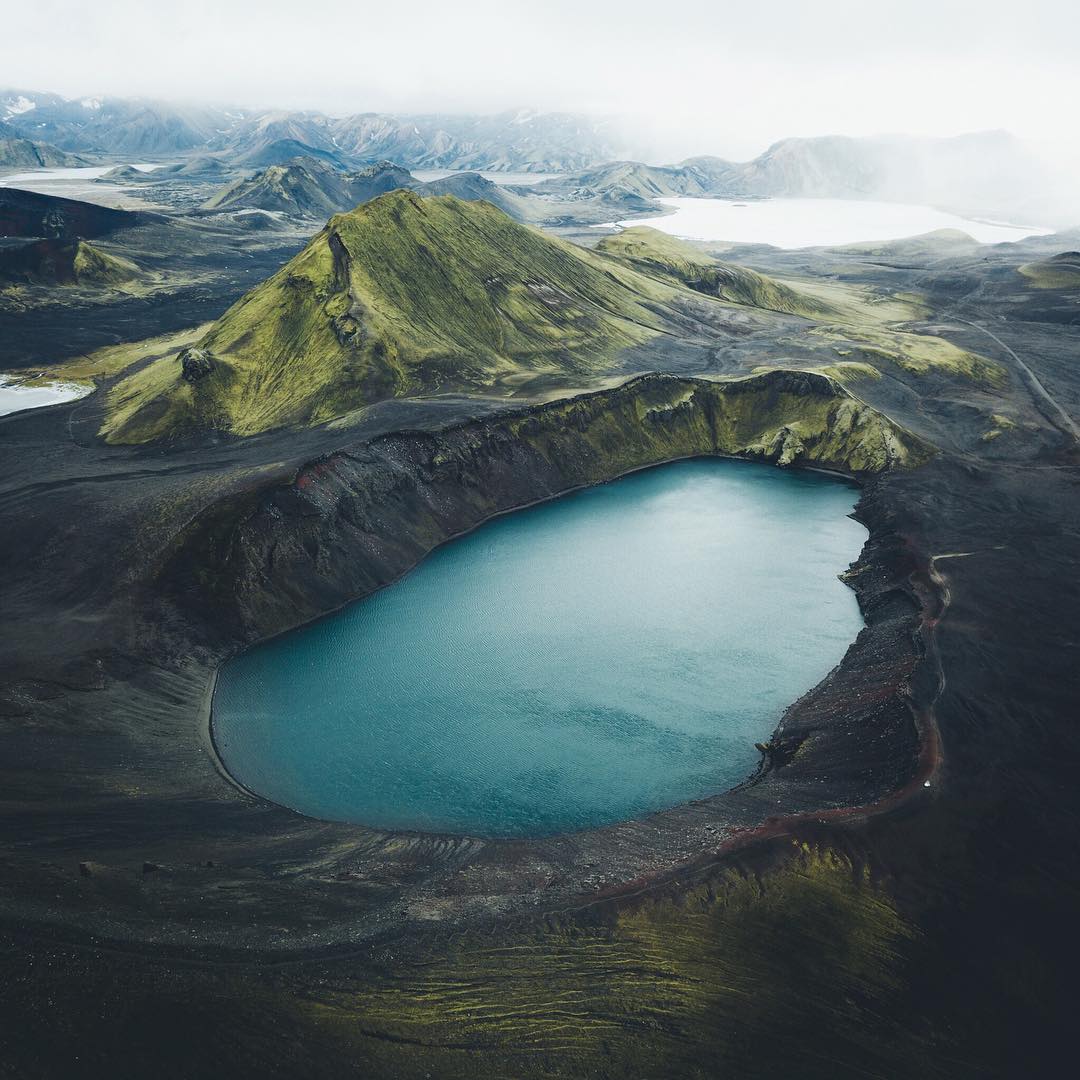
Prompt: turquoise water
<box><xmin>213</xmin><ymin>459</ymin><xmax>866</xmax><ymax>837</ymax></box>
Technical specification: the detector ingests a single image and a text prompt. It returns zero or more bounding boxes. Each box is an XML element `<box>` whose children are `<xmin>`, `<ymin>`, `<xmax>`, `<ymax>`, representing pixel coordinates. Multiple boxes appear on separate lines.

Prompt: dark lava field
<box><xmin>1</xmin><ymin>153</ymin><xmax>1079</xmax><ymax>1079</ymax></box>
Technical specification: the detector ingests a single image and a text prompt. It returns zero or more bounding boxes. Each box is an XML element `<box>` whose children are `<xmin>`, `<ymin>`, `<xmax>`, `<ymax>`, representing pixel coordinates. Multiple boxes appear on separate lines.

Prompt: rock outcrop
<box><xmin>179</xmin><ymin>347</ymin><xmax>215</xmax><ymax>383</ymax></box>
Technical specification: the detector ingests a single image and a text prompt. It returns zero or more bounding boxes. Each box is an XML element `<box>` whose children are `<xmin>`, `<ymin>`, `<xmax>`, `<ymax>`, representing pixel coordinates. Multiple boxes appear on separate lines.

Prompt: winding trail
<box><xmin>952</xmin><ymin>317</ymin><xmax>1080</xmax><ymax>442</ymax></box>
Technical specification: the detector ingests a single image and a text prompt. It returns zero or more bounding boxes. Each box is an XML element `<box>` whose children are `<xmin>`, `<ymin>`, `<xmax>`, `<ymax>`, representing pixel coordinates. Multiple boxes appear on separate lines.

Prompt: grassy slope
<box><xmin>102</xmin><ymin>193</ymin><xmax>697</xmax><ymax>442</ymax></box>
<box><xmin>808</xmin><ymin>324</ymin><xmax>1008</xmax><ymax>387</ymax></box>
<box><xmin>70</xmin><ymin>241</ymin><xmax>140</xmax><ymax>284</ymax></box>
<box><xmin>101</xmin><ymin>203</ymin><xmax>1003</xmax><ymax>444</ymax></box>
<box><xmin>10</xmin><ymin>324</ymin><xmax>213</xmax><ymax>388</ymax></box>
<box><xmin>0</xmin><ymin>239</ymin><xmax>139</xmax><ymax>288</ymax></box>
<box><xmin>296</xmin><ymin>845</ymin><xmax>932</xmax><ymax>1079</ymax></box>
<box><xmin>498</xmin><ymin>371</ymin><xmax>926</xmax><ymax>473</ymax></box>
<box><xmin>596</xmin><ymin>227</ymin><xmax>920</xmax><ymax>325</ymax></box>
<box><xmin>1018</xmin><ymin>252</ymin><xmax>1080</xmax><ymax>290</ymax></box>
<box><xmin>599</xmin><ymin>228</ymin><xmax>1005</xmax><ymax>385</ymax></box>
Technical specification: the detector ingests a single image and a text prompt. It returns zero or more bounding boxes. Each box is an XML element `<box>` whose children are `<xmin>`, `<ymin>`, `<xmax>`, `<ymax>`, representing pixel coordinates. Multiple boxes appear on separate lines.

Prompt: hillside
<box><xmin>1</xmin><ymin>90</ymin><xmax>223</xmax><ymax>154</ymax></box>
<box><xmin>2</xmin><ymin>89</ymin><xmax>620</xmax><ymax>173</ymax></box>
<box><xmin>0</xmin><ymin>238</ymin><xmax>138</xmax><ymax>285</ymax></box>
<box><xmin>346</xmin><ymin>161</ymin><xmax>417</xmax><ymax>203</ymax></box>
<box><xmin>203</xmin><ymin>160</ymin><xmax>543</xmax><ymax>222</ymax></box>
<box><xmin>826</xmin><ymin>229</ymin><xmax>983</xmax><ymax>258</ymax></box>
<box><xmin>100</xmin><ymin>158</ymin><xmax>231</xmax><ymax>182</ymax></box>
<box><xmin>0</xmin><ymin>121</ymin><xmax>86</xmax><ymax>168</ymax></box>
<box><xmin>1019</xmin><ymin>251</ymin><xmax>1080</xmax><ymax>289</ymax></box>
<box><xmin>678</xmin><ymin>131</ymin><xmax>1052</xmax><ymax>221</ymax></box>
<box><xmin>595</xmin><ymin>227</ymin><xmax>848</xmax><ymax>320</ymax></box>
<box><xmin>593</xmin><ymin>228</ymin><xmax>995</xmax><ymax>385</ymax></box>
<box><xmin>150</xmin><ymin>156</ymin><xmax>231</xmax><ymax>179</ymax></box>
<box><xmin>233</xmin><ymin>138</ymin><xmax>352</xmax><ymax>169</ymax></box>
<box><xmin>540</xmin><ymin>161</ymin><xmax>710</xmax><ymax>201</ymax></box>
<box><xmin>541</xmin><ymin>132</ymin><xmax>1062</xmax><ymax>225</ymax></box>
<box><xmin>0</xmin><ymin>188</ymin><xmax>143</xmax><ymax>239</ymax></box>
<box><xmin>204</xmin><ymin>159</ymin><xmax>416</xmax><ymax>216</ymax></box>
<box><xmin>102</xmin><ymin>192</ymin><xmax>702</xmax><ymax>442</ymax></box>
<box><xmin>203</xmin><ymin>158</ymin><xmax>361</xmax><ymax>216</ymax></box>
<box><xmin>320</xmin><ymin>109</ymin><xmax>618</xmax><ymax>172</ymax></box>
<box><xmin>414</xmin><ymin>172</ymin><xmax>535</xmax><ymax>221</ymax></box>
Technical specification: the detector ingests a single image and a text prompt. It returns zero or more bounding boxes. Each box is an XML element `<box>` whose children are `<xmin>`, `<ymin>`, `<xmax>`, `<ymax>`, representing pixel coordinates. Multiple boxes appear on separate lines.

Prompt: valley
<box><xmin>1</xmin><ymin>83</ymin><xmax>1079</xmax><ymax>1079</ymax></box>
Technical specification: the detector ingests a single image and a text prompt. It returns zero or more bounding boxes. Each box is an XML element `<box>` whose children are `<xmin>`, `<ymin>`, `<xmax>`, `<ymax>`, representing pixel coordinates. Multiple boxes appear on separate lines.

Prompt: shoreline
<box><xmin>204</xmin><ymin>452</ymin><xmax>869</xmax><ymax>844</ymax></box>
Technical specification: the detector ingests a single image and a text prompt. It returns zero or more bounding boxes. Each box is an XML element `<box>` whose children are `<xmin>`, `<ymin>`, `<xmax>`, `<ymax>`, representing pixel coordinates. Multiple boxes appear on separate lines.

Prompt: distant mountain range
<box><xmin>682</xmin><ymin>132</ymin><xmax>1050</xmax><ymax>221</ymax></box>
<box><xmin>202</xmin><ymin>159</ymin><xmax>416</xmax><ymax>216</ymax></box>
<box><xmin>0</xmin><ymin>120</ymin><xmax>87</xmax><ymax>168</ymax></box>
<box><xmin>541</xmin><ymin>133</ymin><xmax>1062</xmax><ymax>224</ymax></box>
<box><xmin>201</xmin><ymin>158</ymin><xmax>540</xmax><ymax>222</ymax></box>
<box><xmin>0</xmin><ymin>90</ymin><xmax>621</xmax><ymax>173</ymax></box>
<box><xmin>2</xmin><ymin>88</ymin><xmax>1069</xmax><ymax>224</ymax></box>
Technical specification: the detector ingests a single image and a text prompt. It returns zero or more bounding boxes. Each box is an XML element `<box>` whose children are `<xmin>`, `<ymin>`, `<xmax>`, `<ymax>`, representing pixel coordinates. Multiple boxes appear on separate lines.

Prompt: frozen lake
<box><xmin>0</xmin><ymin>163</ymin><xmax>164</xmax><ymax>185</ymax></box>
<box><xmin>602</xmin><ymin>197</ymin><xmax>1052</xmax><ymax>249</ymax></box>
<box><xmin>0</xmin><ymin>379</ymin><xmax>90</xmax><ymax>418</ymax></box>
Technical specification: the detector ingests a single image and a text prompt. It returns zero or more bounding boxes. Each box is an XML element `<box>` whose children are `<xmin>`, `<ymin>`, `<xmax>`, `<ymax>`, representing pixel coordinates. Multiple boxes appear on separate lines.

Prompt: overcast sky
<box><xmin>4</xmin><ymin>0</ymin><xmax>1078</xmax><ymax>159</ymax></box>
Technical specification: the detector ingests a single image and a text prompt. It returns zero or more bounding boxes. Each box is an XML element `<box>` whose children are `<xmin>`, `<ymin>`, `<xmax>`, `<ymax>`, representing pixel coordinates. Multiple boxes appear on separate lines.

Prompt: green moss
<box><xmin>291</xmin><ymin>844</ymin><xmax>928</xmax><ymax>1079</ymax></box>
<box><xmin>103</xmin><ymin>194</ymin><xmax>702</xmax><ymax>443</ymax></box>
<box><xmin>810</xmin><ymin>325</ymin><xmax>1008</xmax><ymax>387</ymax></box>
<box><xmin>101</xmin><ymin>348</ymin><xmax>200</xmax><ymax>443</ymax></box>
<box><xmin>500</xmin><ymin>372</ymin><xmax>928</xmax><ymax>475</ymax></box>
<box><xmin>1018</xmin><ymin>254</ymin><xmax>1080</xmax><ymax>290</ymax></box>
<box><xmin>753</xmin><ymin>361</ymin><xmax>882</xmax><ymax>384</ymax></box>
<box><xmin>0</xmin><ymin>238</ymin><xmax>139</xmax><ymax>289</ymax></box>
<box><xmin>982</xmin><ymin>412</ymin><xmax>1018</xmax><ymax>441</ymax></box>
<box><xmin>595</xmin><ymin>226</ymin><xmax>922</xmax><ymax>324</ymax></box>
<box><xmin>70</xmin><ymin>240</ymin><xmax>139</xmax><ymax>284</ymax></box>
<box><xmin>9</xmin><ymin>323</ymin><xmax>214</xmax><ymax>392</ymax></box>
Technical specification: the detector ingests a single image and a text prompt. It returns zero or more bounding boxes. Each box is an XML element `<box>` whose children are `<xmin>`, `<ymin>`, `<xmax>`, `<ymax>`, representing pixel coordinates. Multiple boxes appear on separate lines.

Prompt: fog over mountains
<box><xmin>2</xmin><ymin>88</ymin><xmax>1074</xmax><ymax>225</ymax></box>
<box><xmin>0</xmin><ymin>90</ymin><xmax>621</xmax><ymax>172</ymax></box>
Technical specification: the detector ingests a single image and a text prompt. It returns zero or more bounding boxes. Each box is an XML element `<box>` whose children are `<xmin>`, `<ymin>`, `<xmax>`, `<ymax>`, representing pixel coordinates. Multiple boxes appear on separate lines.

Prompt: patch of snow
<box><xmin>4</xmin><ymin>95</ymin><xmax>36</xmax><ymax>117</ymax></box>
<box><xmin>79</xmin><ymin>98</ymin><xmax>102</xmax><ymax>110</ymax></box>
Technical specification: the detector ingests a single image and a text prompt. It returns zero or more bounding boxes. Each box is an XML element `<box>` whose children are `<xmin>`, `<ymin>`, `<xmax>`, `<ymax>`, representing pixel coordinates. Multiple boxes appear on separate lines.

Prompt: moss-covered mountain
<box><xmin>536</xmin><ymin>161</ymin><xmax>713</xmax><ymax>202</ymax></box>
<box><xmin>104</xmin><ymin>191</ymin><xmax>710</xmax><ymax>442</ymax></box>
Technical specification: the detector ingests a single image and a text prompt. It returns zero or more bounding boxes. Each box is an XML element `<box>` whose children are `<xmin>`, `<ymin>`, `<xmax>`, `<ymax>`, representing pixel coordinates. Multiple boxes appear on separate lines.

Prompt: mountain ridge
<box><xmin>101</xmin><ymin>191</ymin><xmax>732</xmax><ymax>442</ymax></box>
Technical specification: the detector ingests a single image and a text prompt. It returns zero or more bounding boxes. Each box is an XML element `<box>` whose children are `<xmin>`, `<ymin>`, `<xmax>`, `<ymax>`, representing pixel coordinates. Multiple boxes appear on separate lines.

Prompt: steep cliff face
<box><xmin>165</xmin><ymin>371</ymin><xmax>929</xmax><ymax>649</ymax></box>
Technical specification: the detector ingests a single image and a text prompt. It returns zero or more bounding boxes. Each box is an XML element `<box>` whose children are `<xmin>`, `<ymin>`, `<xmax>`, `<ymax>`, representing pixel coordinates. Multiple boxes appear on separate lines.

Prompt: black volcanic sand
<box><xmin>0</xmin><ymin>204</ymin><xmax>311</xmax><ymax>368</ymax></box>
<box><xmin>1</xmin><ymin>231</ymin><xmax>1080</xmax><ymax>1078</ymax></box>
